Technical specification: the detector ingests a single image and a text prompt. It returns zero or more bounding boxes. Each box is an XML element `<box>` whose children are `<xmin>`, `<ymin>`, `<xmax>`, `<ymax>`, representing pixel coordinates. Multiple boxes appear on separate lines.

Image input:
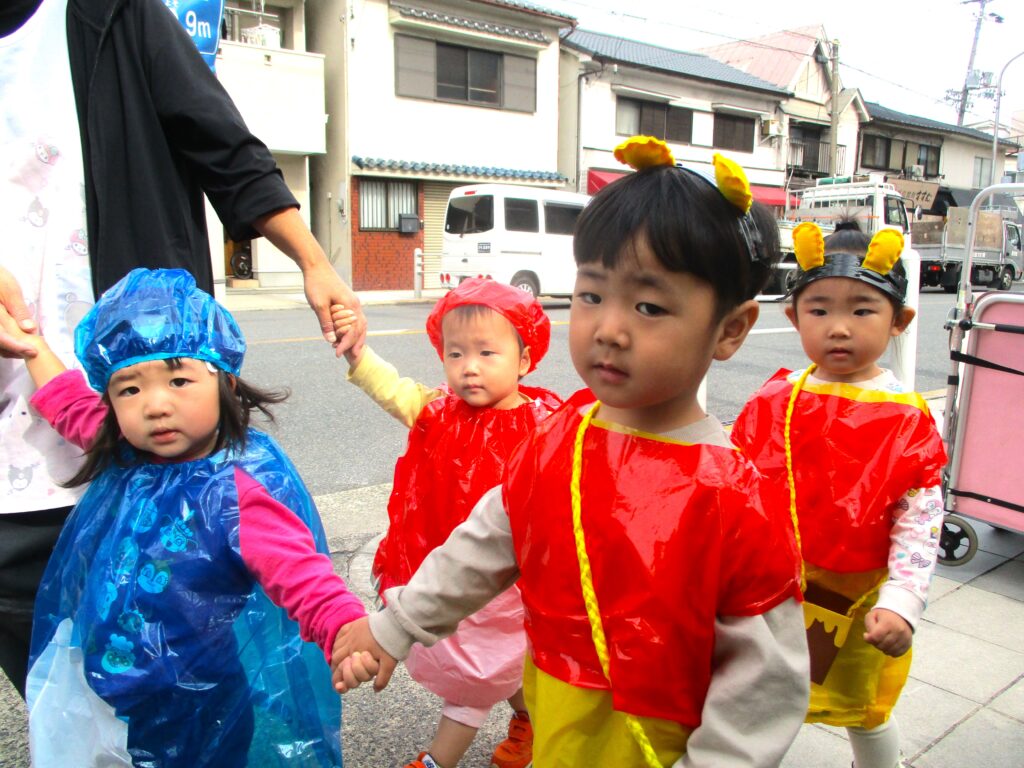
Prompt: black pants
<box><xmin>0</xmin><ymin>506</ymin><xmax>72</xmax><ymax>699</ymax></box>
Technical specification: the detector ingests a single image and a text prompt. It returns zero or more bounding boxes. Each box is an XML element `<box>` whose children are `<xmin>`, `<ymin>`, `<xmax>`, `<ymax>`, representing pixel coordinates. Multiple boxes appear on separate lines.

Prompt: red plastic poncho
<box><xmin>373</xmin><ymin>385</ymin><xmax>562</xmax><ymax>593</ymax></box>
<box><xmin>504</xmin><ymin>390</ymin><xmax>802</xmax><ymax>728</ymax></box>
<box><xmin>732</xmin><ymin>370</ymin><xmax>947</xmax><ymax>573</ymax></box>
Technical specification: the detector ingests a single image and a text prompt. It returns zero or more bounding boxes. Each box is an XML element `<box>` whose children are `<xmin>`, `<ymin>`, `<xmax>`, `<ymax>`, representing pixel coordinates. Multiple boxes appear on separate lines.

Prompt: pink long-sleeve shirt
<box><xmin>30</xmin><ymin>369</ymin><xmax>366</xmax><ymax>661</ymax></box>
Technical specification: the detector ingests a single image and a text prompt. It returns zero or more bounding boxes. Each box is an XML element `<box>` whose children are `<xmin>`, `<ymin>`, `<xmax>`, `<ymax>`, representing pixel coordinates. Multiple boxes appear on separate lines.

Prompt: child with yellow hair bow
<box><xmin>331</xmin><ymin>136</ymin><xmax>810</xmax><ymax>767</ymax></box>
<box><xmin>732</xmin><ymin>220</ymin><xmax>947</xmax><ymax>768</ymax></box>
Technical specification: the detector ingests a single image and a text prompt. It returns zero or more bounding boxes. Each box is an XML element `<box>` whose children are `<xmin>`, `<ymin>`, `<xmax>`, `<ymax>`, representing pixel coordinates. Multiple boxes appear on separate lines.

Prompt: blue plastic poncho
<box><xmin>26</xmin><ymin>269</ymin><xmax>342</xmax><ymax>766</ymax></box>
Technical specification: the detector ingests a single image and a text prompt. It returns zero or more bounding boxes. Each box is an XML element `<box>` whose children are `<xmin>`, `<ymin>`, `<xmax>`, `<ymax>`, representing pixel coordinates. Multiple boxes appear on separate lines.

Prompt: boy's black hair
<box><xmin>64</xmin><ymin>359</ymin><xmax>287</xmax><ymax>487</ymax></box>
<box><xmin>792</xmin><ymin>219</ymin><xmax>909</xmax><ymax>312</ymax></box>
<box><xmin>573</xmin><ymin>164</ymin><xmax>782</xmax><ymax>315</ymax></box>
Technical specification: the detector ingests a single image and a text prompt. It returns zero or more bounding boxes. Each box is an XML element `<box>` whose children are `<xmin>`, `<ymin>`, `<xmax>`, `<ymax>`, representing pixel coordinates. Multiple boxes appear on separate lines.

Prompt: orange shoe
<box><xmin>490</xmin><ymin>711</ymin><xmax>533</xmax><ymax>768</ymax></box>
<box><xmin>405</xmin><ymin>752</ymin><xmax>442</xmax><ymax>768</ymax></box>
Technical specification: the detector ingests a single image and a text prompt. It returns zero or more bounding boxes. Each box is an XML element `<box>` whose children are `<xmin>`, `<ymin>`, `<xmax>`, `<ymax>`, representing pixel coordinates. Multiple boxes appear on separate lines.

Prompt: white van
<box><xmin>440</xmin><ymin>184</ymin><xmax>591</xmax><ymax>297</ymax></box>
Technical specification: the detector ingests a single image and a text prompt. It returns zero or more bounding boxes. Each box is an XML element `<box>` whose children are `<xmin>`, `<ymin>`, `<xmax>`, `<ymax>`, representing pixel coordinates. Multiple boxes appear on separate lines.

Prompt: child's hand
<box><xmin>331</xmin><ymin>617</ymin><xmax>396</xmax><ymax>692</ymax></box>
<box><xmin>864</xmin><ymin>608</ymin><xmax>912</xmax><ymax>657</ymax></box>
<box><xmin>330</xmin><ymin>304</ymin><xmax>364</xmax><ymax>366</ymax></box>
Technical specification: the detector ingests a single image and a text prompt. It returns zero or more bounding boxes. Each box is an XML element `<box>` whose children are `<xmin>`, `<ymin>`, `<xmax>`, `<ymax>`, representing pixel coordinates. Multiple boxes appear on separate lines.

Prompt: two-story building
<box><xmin>307</xmin><ymin>0</ymin><xmax>574</xmax><ymax>290</ymax></box>
<box><xmin>859</xmin><ymin>102</ymin><xmax>1018</xmax><ymax>216</ymax></box>
<box><xmin>209</xmin><ymin>0</ymin><xmax>328</xmax><ymax>296</ymax></box>
<box><xmin>701</xmin><ymin>26</ymin><xmax>867</xmax><ymax>190</ymax></box>
<box><xmin>559</xmin><ymin>29</ymin><xmax>794</xmax><ymax>215</ymax></box>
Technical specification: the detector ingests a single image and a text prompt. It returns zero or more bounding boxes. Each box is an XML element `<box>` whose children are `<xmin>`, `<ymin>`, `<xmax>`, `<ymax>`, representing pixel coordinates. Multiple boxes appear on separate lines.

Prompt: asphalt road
<box><xmin>0</xmin><ymin>285</ymin><xmax>974</xmax><ymax>767</ymax></box>
<box><xmin>232</xmin><ymin>286</ymin><xmax>959</xmax><ymax>498</ymax></box>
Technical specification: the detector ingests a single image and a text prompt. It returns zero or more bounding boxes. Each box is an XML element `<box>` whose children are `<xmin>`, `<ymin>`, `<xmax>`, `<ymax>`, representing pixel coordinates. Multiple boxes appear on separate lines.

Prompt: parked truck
<box><xmin>915</xmin><ymin>208</ymin><xmax>1023</xmax><ymax>292</ymax></box>
<box><xmin>768</xmin><ymin>175</ymin><xmax>910</xmax><ymax>294</ymax></box>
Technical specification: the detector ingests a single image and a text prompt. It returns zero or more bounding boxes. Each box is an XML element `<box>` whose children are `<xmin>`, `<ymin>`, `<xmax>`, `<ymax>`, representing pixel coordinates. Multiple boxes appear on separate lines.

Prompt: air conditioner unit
<box><xmin>906</xmin><ymin>164</ymin><xmax>925</xmax><ymax>179</ymax></box>
<box><xmin>761</xmin><ymin>118</ymin><xmax>783</xmax><ymax>137</ymax></box>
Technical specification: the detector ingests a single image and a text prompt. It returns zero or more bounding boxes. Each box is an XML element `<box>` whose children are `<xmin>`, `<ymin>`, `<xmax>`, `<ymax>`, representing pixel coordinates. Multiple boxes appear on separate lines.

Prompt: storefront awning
<box><xmin>587</xmin><ymin>168</ymin><xmax>627</xmax><ymax>195</ymax></box>
<box><xmin>750</xmin><ymin>185</ymin><xmax>798</xmax><ymax>208</ymax></box>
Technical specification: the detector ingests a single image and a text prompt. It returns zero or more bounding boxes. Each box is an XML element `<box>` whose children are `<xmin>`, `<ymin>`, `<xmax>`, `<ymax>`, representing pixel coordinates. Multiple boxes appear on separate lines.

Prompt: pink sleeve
<box><xmin>236</xmin><ymin>467</ymin><xmax>368</xmax><ymax>662</ymax></box>
<box><xmin>29</xmin><ymin>369</ymin><xmax>108</xmax><ymax>450</ymax></box>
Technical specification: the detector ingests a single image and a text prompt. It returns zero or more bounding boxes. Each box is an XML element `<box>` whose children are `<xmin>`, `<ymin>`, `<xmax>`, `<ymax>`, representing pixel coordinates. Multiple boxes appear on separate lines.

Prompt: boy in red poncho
<box><xmin>731</xmin><ymin>221</ymin><xmax>947</xmax><ymax>768</ymax></box>
<box><xmin>331</xmin><ymin>137</ymin><xmax>809</xmax><ymax>768</ymax></box>
<box><xmin>332</xmin><ymin>277</ymin><xmax>561</xmax><ymax>768</ymax></box>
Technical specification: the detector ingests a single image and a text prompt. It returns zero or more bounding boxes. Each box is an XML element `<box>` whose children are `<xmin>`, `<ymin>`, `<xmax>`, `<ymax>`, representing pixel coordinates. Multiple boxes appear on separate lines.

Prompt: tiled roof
<box><xmin>352</xmin><ymin>156</ymin><xmax>566</xmax><ymax>182</ymax></box>
<box><xmin>562</xmin><ymin>29</ymin><xmax>789</xmax><ymax>96</ymax></box>
<box><xmin>392</xmin><ymin>3</ymin><xmax>549</xmax><ymax>43</ymax></box>
<box><xmin>700</xmin><ymin>26</ymin><xmax>827</xmax><ymax>91</ymax></box>
<box><xmin>480</xmin><ymin>0</ymin><xmax>576</xmax><ymax>22</ymax></box>
<box><xmin>865</xmin><ymin>101</ymin><xmax>1014</xmax><ymax>146</ymax></box>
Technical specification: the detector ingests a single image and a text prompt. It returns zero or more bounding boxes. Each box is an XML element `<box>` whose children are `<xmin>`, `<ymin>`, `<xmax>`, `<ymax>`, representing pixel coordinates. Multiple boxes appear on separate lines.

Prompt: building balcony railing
<box><xmin>788</xmin><ymin>140</ymin><xmax>846</xmax><ymax>176</ymax></box>
<box><xmin>215</xmin><ymin>41</ymin><xmax>326</xmax><ymax>156</ymax></box>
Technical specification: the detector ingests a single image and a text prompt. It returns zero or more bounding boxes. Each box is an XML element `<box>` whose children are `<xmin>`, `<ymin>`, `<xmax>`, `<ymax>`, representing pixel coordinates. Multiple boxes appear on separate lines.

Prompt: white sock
<box><xmin>848</xmin><ymin>718</ymin><xmax>901</xmax><ymax>768</ymax></box>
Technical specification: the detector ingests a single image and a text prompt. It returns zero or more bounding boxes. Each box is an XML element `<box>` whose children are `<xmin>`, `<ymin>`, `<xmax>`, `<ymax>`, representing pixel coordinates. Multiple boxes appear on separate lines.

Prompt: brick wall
<box><xmin>351</xmin><ymin>179</ymin><xmax>425</xmax><ymax>290</ymax></box>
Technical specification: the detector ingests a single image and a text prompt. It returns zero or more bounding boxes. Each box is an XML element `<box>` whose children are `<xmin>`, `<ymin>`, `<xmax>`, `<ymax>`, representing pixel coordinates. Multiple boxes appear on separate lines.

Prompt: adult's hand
<box><xmin>253</xmin><ymin>208</ymin><xmax>367</xmax><ymax>354</ymax></box>
<box><xmin>0</xmin><ymin>266</ymin><xmax>38</xmax><ymax>358</ymax></box>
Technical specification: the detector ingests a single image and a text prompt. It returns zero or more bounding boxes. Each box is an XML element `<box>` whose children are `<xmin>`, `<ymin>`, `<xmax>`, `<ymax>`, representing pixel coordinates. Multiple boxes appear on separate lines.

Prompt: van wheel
<box><xmin>511</xmin><ymin>272</ymin><xmax>540</xmax><ymax>298</ymax></box>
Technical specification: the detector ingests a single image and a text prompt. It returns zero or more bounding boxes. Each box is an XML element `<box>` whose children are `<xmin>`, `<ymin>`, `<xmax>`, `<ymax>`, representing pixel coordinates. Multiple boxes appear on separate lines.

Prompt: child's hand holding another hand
<box><xmin>331</xmin><ymin>616</ymin><xmax>397</xmax><ymax>692</ymax></box>
<box><xmin>863</xmin><ymin>607</ymin><xmax>912</xmax><ymax>657</ymax></box>
<box><xmin>331</xmin><ymin>304</ymin><xmax>364</xmax><ymax>367</ymax></box>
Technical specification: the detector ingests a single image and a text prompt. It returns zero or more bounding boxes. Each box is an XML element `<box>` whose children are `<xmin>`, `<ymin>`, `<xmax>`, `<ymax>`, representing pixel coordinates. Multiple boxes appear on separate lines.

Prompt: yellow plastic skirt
<box><xmin>522</xmin><ymin>657</ymin><xmax>691</xmax><ymax>767</ymax></box>
<box><xmin>804</xmin><ymin>565</ymin><xmax>912</xmax><ymax>729</ymax></box>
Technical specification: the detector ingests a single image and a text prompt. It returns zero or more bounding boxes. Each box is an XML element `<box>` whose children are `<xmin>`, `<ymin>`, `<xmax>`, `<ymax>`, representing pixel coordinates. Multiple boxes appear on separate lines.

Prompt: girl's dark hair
<box><xmin>64</xmin><ymin>359</ymin><xmax>288</xmax><ymax>487</ymax></box>
<box><xmin>573</xmin><ymin>164</ymin><xmax>781</xmax><ymax>315</ymax></box>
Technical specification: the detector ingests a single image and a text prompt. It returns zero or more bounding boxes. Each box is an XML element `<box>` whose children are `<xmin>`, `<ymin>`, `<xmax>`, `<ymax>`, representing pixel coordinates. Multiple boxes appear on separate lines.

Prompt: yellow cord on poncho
<box><xmin>571</xmin><ymin>402</ymin><xmax>663</xmax><ymax>768</ymax></box>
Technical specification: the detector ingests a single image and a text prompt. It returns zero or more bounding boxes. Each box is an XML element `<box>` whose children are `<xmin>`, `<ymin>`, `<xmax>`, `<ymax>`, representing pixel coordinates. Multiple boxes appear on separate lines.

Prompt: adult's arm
<box><xmin>253</xmin><ymin>208</ymin><xmax>367</xmax><ymax>351</ymax></box>
<box><xmin>133</xmin><ymin>2</ymin><xmax>365</xmax><ymax>350</ymax></box>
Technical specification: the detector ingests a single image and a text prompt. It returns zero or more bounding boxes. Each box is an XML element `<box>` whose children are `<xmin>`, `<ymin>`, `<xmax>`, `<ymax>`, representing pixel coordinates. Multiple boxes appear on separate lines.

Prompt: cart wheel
<box><xmin>938</xmin><ymin>514</ymin><xmax>978</xmax><ymax>566</ymax></box>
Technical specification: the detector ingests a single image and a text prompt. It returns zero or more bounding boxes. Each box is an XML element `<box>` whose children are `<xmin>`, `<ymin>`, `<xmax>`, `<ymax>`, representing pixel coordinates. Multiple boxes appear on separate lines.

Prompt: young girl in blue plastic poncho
<box><xmin>1</xmin><ymin>269</ymin><xmax>366</xmax><ymax>767</ymax></box>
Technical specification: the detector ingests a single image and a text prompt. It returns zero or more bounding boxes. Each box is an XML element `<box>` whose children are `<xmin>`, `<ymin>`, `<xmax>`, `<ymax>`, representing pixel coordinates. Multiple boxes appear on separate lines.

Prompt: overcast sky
<box><xmin>539</xmin><ymin>0</ymin><xmax>1024</xmax><ymax>130</ymax></box>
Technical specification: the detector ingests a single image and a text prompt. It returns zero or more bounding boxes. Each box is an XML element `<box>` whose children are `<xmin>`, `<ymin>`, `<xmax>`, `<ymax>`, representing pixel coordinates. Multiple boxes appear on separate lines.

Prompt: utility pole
<box><xmin>829</xmin><ymin>39</ymin><xmax>840</xmax><ymax>176</ymax></box>
<box><xmin>957</xmin><ymin>0</ymin><xmax>990</xmax><ymax>126</ymax></box>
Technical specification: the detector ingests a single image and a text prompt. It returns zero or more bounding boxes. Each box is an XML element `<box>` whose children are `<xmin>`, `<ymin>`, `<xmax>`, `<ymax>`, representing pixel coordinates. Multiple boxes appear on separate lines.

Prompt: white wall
<box><xmin>577</xmin><ymin>67</ymin><xmax>785</xmax><ymax>186</ymax></box>
<box><xmin>942</xmin><ymin>136</ymin><xmax>1002</xmax><ymax>188</ymax></box>
<box><xmin>346</xmin><ymin>0</ymin><xmax>561</xmax><ymax>173</ymax></box>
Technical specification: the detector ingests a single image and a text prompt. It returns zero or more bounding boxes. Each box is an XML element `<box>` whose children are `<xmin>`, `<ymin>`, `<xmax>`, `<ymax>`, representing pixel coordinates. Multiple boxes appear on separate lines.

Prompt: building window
<box><xmin>359</xmin><ymin>179</ymin><xmax>417</xmax><ymax>231</ymax></box>
<box><xmin>395</xmin><ymin>35</ymin><xmax>535</xmax><ymax>112</ymax></box>
<box><xmin>917</xmin><ymin>145</ymin><xmax>940</xmax><ymax>177</ymax></box>
<box><xmin>973</xmin><ymin>156</ymin><xmax>993</xmax><ymax>187</ymax></box>
<box><xmin>861</xmin><ymin>135</ymin><xmax>907</xmax><ymax>171</ymax></box>
<box><xmin>712</xmin><ymin>113</ymin><xmax>755</xmax><ymax>152</ymax></box>
<box><xmin>615</xmin><ymin>98</ymin><xmax>693</xmax><ymax>144</ymax></box>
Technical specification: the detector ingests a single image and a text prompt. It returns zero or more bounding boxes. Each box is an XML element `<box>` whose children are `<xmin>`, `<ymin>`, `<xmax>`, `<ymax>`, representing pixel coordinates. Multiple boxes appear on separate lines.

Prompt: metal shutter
<box><xmin>422</xmin><ymin>182</ymin><xmax>460</xmax><ymax>289</ymax></box>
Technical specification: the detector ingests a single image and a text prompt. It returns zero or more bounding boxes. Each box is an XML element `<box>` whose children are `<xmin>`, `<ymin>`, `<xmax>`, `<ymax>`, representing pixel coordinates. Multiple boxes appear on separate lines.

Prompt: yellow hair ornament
<box><xmin>862</xmin><ymin>229</ymin><xmax>904</xmax><ymax>275</ymax></box>
<box><xmin>613</xmin><ymin>135</ymin><xmax>675</xmax><ymax>171</ymax></box>
<box><xmin>712</xmin><ymin>153</ymin><xmax>752</xmax><ymax>214</ymax></box>
<box><xmin>792</xmin><ymin>222</ymin><xmax>825</xmax><ymax>271</ymax></box>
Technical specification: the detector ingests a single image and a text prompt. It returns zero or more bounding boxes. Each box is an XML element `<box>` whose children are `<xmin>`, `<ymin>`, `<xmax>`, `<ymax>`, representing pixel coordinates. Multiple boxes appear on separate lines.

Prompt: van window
<box><xmin>544</xmin><ymin>203</ymin><xmax>583</xmax><ymax>235</ymax></box>
<box><xmin>446</xmin><ymin>194</ymin><xmax>494</xmax><ymax>235</ymax></box>
<box><xmin>505</xmin><ymin>199</ymin><xmax>539</xmax><ymax>233</ymax></box>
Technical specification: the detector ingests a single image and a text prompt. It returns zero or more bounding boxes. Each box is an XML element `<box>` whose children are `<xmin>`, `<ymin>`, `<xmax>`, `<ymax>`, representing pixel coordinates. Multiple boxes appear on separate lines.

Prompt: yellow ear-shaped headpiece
<box><xmin>712</xmin><ymin>153</ymin><xmax>752</xmax><ymax>214</ymax></box>
<box><xmin>862</xmin><ymin>229</ymin><xmax>904</xmax><ymax>275</ymax></box>
<box><xmin>793</xmin><ymin>222</ymin><xmax>825</xmax><ymax>271</ymax></box>
<box><xmin>613</xmin><ymin>135</ymin><xmax>675</xmax><ymax>170</ymax></box>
